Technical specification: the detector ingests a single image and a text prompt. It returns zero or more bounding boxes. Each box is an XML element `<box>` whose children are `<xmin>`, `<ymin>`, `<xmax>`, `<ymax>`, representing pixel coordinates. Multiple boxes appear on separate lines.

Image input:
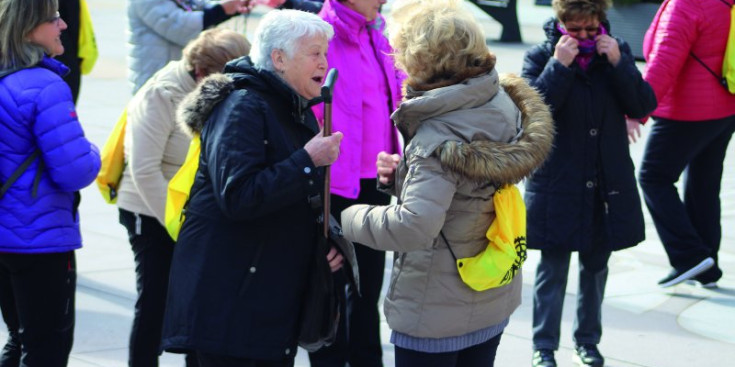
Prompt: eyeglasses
<box><xmin>45</xmin><ymin>12</ymin><xmax>61</xmax><ymax>26</ymax></box>
<box><xmin>563</xmin><ymin>25</ymin><xmax>600</xmax><ymax>35</ymax></box>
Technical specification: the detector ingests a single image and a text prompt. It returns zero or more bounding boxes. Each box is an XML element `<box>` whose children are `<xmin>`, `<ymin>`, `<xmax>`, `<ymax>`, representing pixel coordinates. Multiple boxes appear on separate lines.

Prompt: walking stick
<box><xmin>321</xmin><ymin>68</ymin><xmax>338</xmax><ymax>238</ymax></box>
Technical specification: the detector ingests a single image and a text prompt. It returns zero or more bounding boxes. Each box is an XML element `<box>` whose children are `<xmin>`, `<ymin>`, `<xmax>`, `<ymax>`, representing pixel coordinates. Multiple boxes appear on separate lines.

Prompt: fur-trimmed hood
<box><xmin>393</xmin><ymin>71</ymin><xmax>554</xmax><ymax>186</ymax></box>
<box><xmin>176</xmin><ymin>73</ymin><xmax>234</xmax><ymax>137</ymax></box>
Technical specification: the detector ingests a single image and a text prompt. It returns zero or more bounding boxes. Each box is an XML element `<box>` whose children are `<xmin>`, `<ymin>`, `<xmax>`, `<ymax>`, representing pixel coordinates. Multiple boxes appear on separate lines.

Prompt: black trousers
<box><xmin>0</xmin><ymin>251</ymin><xmax>76</xmax><ymax>367</ymax></box>
<box><xmin>309</xmin><ymin>179</ymin><xmax>390</xmax><ymax>367</ymax></box>
<box><xmin>394</xmin><ymin>333</ymin><xmax>503</xmax><ymax>367</ymax></box>
<box><xmin>639</xmin><ymin>115</ymin><xmax>735</xmax><ymax>282</ymax></box>
<box><xmin>119</xmin><ymin>209</ymin><xmax>198</xmax><ymax>367</ymax></box>
<box><xmin>57</xmin><ymin>0</ymin><xmax>81</xmax><ymax>103</ymax></box>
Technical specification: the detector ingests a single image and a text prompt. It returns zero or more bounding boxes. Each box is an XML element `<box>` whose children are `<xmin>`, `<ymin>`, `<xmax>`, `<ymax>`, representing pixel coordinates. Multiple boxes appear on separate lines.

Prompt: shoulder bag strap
<box><xmin>0</xmin><ymin>149</ymin><xmax>43</xmax><ymax>200</ymax></box>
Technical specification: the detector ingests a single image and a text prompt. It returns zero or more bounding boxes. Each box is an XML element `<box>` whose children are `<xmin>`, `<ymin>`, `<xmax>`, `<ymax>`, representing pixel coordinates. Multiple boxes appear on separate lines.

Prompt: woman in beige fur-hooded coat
<box><xmin>340</xmin><ymin>1</ymin><xmax>554</xmax><ymax>365</ymax></box>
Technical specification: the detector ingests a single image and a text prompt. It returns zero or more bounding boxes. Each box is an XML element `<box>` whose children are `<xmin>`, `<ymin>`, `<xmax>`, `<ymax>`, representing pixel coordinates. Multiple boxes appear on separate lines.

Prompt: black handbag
<box><xmin>297</xmin><ymin>214</ymin><xmax>359</xmax><ymax>352</ymax></box>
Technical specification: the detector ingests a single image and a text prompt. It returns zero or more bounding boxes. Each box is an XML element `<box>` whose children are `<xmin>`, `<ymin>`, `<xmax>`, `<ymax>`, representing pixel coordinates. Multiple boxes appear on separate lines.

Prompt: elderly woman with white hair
<box><xmin>160</xmin><ymin>9</ymin><xmax>344</xmax><ymax>367</ymax></box>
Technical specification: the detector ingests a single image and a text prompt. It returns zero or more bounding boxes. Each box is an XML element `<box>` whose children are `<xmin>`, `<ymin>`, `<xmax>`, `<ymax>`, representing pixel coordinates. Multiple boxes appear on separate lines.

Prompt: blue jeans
<box><xmin>639</xmin><ymin>115</ymin><xmax>735</xmax><ymax>282</ymax></box>
<box><xmin>532</xmin><ymin>249</ymin><xmax>611</xmax><ymax>350</ymax></box>
<box><xmin>394</xmin><ymin>333</ymin><xmax>503</xmax><ymax>367</ymax></box>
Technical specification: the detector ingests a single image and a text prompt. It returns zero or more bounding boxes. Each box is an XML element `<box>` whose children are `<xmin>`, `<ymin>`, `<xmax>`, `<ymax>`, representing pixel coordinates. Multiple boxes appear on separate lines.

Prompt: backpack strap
<box><xmin>0</xmin><ymin>149</ymin><xmax>43</xmax><ymax>200</ymax></box>
<box><xmin>689</xmin><ymin>0</ymin><xmax>733</xmax><ymax>91</ymax></box>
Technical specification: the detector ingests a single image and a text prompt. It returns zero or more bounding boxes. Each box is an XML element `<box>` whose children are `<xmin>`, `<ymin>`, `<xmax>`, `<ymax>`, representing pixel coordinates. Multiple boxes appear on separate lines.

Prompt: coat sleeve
<box><xmin>643</xmin><ymin>0</ymin><xmax>699</xmax><ymax>105</ymax></box>
<box><xmin>130</xmin><ymin>0</ymin><xmax>203</xmax><ymax>47</ymax></box>
<box><xmin>341</xmin><ymin>154</ymin><xmax>457</xmax><ymax>252</ymax></box>
<box><xmin>204</xmin><ymin>92</ymin><xmax>320</xmax><ymax>220</ymax></box>
<box><xmin>127</xmin><ymin>83</ymin><xmax>177</xmax><ymax>224</ymax></box>
<box><xmin>33</xmin><ymin>79</ymin><xmax>100</xmax><ymax>192</ymax></box>
<box><xmin>521</xmin><ymin>45</ymin><xmax>575</xmax><ymax>115</ymax></box>
<box><xmin>608</xmin><ymin>40</ymin><xmax>657</xmax><ymax>118</ymax></box>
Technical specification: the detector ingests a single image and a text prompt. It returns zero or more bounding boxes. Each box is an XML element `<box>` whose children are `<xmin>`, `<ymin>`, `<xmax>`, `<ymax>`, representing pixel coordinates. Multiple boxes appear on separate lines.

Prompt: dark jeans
<box><xmin>309</xmin><ymin>179</ymin><xmax>390</xmax><ymax>367</ymax></box>
<box><xmin>394</xmin><ymin>333</ymin><xmax>503</xmax><ymax>367</ymax></box>
<box><xmin>0</xmin><ymin>251</ymin><xmax>76</xmax><ymax>367</ymax></box>
<box><xmin>197</xmin><ymin>353</ymin><xmax>293</xmax><ymax>367</ymax></box>
<box><xmin>639</xmin><ymin>115</ymin><xmax>735</xmax><ymax>282</ymax></box>
<box><xmin>532</xmin><ymin>248</ymin><xmax>611</xmax><ymax>350</ymax></box>
<box><xmin>119</xmin><ymin>209</ymin><xmax>197</xmax><ymax>367</ymax></box>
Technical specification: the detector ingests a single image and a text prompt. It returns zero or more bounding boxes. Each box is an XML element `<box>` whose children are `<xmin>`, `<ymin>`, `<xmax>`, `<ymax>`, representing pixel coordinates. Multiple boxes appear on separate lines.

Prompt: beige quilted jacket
<box><xmin>341</xmin><ymin>70</ymin><xmax>554</xmax><ymax>338</ymax></box>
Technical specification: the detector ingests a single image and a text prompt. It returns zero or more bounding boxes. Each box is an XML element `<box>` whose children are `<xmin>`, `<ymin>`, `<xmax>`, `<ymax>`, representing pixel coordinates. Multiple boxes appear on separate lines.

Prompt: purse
<box><xmin>297</xmin><ymin>214</ymin><xmax>359</xmax><ymax>352</ymax></box>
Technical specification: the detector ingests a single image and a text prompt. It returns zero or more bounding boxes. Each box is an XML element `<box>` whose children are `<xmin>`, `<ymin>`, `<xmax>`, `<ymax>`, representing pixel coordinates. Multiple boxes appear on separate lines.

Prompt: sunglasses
<box><xmin>562</xmin><ymin>25</ymin><xmax>601</xmax><ymax>34</ymax></box>
<box><xmin>45</xmin><ymin>12</ymin><xmax>61</xmax><ymax>26</ymax></box>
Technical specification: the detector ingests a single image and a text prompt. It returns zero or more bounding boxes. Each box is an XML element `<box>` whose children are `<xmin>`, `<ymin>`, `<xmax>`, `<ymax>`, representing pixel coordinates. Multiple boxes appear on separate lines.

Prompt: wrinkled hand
<box><xmin>554</xmin><ymin>35</ymin><xmax>579</xmax><ymax>67</ymax></box>
<box><xmin>376</xmin><ymin>151</ymin><xmax>400</xmax><ymax>185</ymax></box>
<box><xmin>626</xmin><ymin>118</ymin><xmax>642</xmax><ymax>144</ymax></box>
<box><xmin>327</xmin><ymin>246</ymin><xmax>344</xmax><ymax>273</ymax></box>
<box><xmin>596</xmin><ymin>34</ymin><xmax>621</xmax><ymax>66</ymax></box>
<box><xmin>220</xmin><ymin>0</ymin><xmax>254</xmax><ymax>15</ymax></box>
<box><xmin>304</xmin><ymin>130</ymin><xmax>343</xmax><ymax>167</ymax></box>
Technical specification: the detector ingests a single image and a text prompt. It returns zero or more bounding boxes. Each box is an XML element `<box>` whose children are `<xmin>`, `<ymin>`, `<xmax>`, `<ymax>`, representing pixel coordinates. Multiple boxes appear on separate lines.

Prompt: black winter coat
<box><xmin>521</xmin><ymin>19</ymin><xmax>657</xmax><ymax>252</ymax></box>
<box><xmin>161</xmin><ymin>57</ymin><xmax>324</xmax><ymax>360</ymax></box>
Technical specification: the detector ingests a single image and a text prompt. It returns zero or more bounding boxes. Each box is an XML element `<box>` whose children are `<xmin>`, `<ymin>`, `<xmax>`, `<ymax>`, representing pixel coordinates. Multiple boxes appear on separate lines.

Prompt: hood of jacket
<box><xmin>392</xmin><ymin>70</ymin><xmax>554</xmax><ymax>186</ymax></box>
<box><xmin>176</xmin><ymin>56</ymin><xmax>314</xmax><ymax>137</ymax></box>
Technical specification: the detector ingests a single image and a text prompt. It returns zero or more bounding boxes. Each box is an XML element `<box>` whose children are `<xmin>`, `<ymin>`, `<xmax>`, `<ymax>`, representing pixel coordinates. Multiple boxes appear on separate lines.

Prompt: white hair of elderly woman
<box><xmin>251</xmin><ymin>9</ymin><xmax>334</xmax><ymax>72</ymax></box>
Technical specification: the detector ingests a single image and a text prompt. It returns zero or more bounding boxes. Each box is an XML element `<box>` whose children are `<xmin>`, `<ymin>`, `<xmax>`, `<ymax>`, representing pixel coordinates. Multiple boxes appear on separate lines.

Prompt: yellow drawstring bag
<box><xmin>444</xmin><ymin>184</ymin><xmax>527</xmax><ymax>291</ymax></box>
<box><xmin>78</xmin><ymin>0</ymin><xmax>98</xmax><ymax>75</ymax></box>
<box><xmin>723</xmin><ymin>3</ymin><xmax>735</xmax><ymax>94</ymax></box>
<box><xmin>165</xmin><ymin>134</ymin><xmax>201</xmax><ymax>241</ymax></box>
<box><xmin>95</xmin><ymin>108</ymin><xmax>127</xmax><ymax>204</ymax></box>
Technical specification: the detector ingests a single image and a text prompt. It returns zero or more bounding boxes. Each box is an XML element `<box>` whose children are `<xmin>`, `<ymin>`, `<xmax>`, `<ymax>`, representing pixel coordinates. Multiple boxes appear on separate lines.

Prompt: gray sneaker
<box><xmin>658</xmin><ymin>257</ymin><xmax>715</xmax><ymax>288</ymax></box>
<box><xmin>532</xmin><ymin>349</ymin><xmax>556</xmax><ymax>367</ymax></box>
<box><xmin>573</xmin><ymin>344</ymin><xmax>604</xmax><ymax>367</ymax></box>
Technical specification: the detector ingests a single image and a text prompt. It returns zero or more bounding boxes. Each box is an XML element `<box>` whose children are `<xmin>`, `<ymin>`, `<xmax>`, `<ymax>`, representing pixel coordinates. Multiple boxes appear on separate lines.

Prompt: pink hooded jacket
<box><xmin>642</xmin><ymin>0</ymin><xmax>735</xmax><ymax>121</ymax></box>
<box><xmin>315</xmin><ymin>0</ymin><xmax>404</xmax><ymax>199</ymax></box>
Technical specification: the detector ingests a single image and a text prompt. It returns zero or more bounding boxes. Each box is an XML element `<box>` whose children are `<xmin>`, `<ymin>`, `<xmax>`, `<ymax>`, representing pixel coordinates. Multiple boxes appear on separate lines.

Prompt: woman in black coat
<box><xmin>160</xmin><ymin>10</ymin><xmax>344</xmax><ymax>367</ymax></box>
<box><xmin>521</xmin><ymin>1</ymin><xmax>656</xmax><ymax>366</ymax></box>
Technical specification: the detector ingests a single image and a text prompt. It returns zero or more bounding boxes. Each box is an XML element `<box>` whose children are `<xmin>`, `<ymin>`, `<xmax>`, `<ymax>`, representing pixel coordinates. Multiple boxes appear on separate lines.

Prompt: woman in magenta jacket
<box><xmin>634</xmin><ymin>0</ymin><xmax>735</xmax><ymax>288</ymax></box>
<box><xmin>310</xmin><ymin>0</ymin><xmax>403</xmax><ymax>365</ymax></box>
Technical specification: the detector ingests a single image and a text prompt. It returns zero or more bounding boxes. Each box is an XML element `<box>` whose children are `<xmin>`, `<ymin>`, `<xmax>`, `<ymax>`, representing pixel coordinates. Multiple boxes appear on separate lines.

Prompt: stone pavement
<box><xmin>2</xmin><ymin>0</ymin><xmax>734</xmax><ymax>366</ymax></box>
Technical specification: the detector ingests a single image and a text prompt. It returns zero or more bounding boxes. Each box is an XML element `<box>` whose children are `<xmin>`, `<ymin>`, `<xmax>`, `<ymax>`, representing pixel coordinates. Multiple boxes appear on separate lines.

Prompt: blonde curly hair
<box><xmin>388</xmin><ymin>0</ymin><xmax>496</xmax><ymax>91</ymax></box>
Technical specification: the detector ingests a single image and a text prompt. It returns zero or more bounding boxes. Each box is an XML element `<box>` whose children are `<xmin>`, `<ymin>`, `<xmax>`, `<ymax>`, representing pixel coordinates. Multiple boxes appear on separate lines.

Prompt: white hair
<box><xmin>251</xmin><ymin>9</ymin><xmax>334</xmax><ymax>72</ymax></box>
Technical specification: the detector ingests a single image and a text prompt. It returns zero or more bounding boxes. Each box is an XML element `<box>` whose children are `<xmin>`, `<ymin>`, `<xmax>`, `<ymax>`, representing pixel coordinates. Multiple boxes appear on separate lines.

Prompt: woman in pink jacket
<box><xmin>635</xmin><ymin>0</ymin><xmax>735</xmax><ymax>289</ymax></box>
<box><xmin>310</xmin><ymin>0</ymin><xmax>403</xmax><ymax>366</ymax></box>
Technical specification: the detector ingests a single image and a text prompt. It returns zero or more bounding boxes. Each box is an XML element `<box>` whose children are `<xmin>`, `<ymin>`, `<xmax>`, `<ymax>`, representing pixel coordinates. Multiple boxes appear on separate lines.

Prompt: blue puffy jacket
<box><xmin>0</xmin><ymin>57</ymin><xmax>101</xmax><ymax>254</ymax></box>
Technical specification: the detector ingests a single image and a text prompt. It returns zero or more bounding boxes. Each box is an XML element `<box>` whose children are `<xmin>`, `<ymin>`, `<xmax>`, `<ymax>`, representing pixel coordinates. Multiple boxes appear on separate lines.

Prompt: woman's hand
<box><xmin>327</xmin><ymin>246</ymin><xmax>344</xmax><ymax>273</ymax></box>
<box><xmin>596</xmin><ymin>34</ymin><xmax>621</xmax><ymax>66</ymax></box>
<box><xmin>376</xmin><ymin>151</ymin><xmax>400</xmax><ymax>185</ymax></box>
<box><xmin>304</xmin><ymin>130</ymin><xmax>343</xmax><ymax>167</ymax></box>
<box><xmin>220</xmin><ymin>0</ymin><xmax>254</xmax><ymax>15</ymax></box>
<box><xmin>626</xmin><ymin>118</ymin><xmax>642</xmax><ymax>144</ymax></box>
<box><xmin>553</xmin><ymin>35</ymin><xmax>579</xmax><ymax>67</ymax></box>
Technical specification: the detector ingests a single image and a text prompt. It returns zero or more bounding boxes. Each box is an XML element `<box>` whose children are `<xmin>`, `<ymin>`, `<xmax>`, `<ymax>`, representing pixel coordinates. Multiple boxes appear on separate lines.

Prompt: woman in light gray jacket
<box><xmin>340</xmin><ymin>1</ymin><xmax>554</xmax><ymax>366</ymax></box>
<box><xmin>126</xmin><ymin>0</ymin><xmax>251</xmax><ymax>93</ymax></box>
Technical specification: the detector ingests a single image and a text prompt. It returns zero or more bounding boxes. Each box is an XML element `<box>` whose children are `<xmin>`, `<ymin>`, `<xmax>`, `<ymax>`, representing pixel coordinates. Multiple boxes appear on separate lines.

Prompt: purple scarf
<box><xmin>557</xmin><ymin>23</ymin><xmax>608</xmax><ymax>71</ymax></box>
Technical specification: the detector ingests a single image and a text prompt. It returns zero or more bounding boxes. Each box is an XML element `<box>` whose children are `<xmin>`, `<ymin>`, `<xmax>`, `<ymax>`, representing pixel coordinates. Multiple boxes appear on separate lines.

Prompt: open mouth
<box><xmin>312</xmin><ymin>76</ymin><xmax>324</xmax><ymax>83</ymax></box>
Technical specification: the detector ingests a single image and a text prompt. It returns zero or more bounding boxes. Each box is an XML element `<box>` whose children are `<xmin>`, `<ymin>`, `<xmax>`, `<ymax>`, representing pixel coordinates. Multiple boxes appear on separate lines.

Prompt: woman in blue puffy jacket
<box><xmin>0</xmin><ymin>0</ymin><xmax>101</xmax><ymax>365</ymax></box>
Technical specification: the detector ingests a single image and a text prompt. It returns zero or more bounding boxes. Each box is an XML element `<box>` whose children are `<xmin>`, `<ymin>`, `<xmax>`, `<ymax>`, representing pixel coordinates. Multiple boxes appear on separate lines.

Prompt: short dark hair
<box><xmin>552</xmin><ymin>0</ymin><xmax>610</xmax><ymax>23</ymax></box>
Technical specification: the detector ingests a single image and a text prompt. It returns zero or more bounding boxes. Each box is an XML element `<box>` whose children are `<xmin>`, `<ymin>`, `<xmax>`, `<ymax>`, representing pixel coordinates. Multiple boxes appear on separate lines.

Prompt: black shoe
<box><xmin>532</xmin><ymin>349</ymin><xmax>556</xmax><ymax>367</ymax></box>
<box><xmin>658</xmin><ymin>257</ymin><xmax>715</xmax><ymax>288</ymax></box>
<box><xmin>573</xmin><ymin>344</ymin><xmax>604</xmax><ymax>367</ymax></box>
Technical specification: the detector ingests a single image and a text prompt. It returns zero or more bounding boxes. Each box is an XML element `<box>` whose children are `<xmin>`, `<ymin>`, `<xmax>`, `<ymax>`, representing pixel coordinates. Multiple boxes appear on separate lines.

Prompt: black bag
<box><xmin>297</xmin><ymin>214</ymin><xmax>360</xmax><ymax>352</ymax></box>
